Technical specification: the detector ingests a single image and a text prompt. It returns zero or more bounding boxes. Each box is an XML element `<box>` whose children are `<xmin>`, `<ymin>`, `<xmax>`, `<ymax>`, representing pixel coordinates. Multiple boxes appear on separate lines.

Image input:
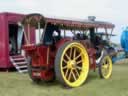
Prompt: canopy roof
<box><xmin>22</xmin><ymin>13</ymin><xmax>115</xmax><ymax>30</ymax></box>
<box><xmin>46</xmin><ymin>18</ymin><xmax>115</xmax><ymax>29</ymax></box>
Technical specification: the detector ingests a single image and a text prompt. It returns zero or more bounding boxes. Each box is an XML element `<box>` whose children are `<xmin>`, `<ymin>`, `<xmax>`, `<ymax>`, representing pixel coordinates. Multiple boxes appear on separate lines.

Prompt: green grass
<box><xmin>0</xmin><ymin>63</ymin><xmax>128</xmax><ymax>96</ymax></box>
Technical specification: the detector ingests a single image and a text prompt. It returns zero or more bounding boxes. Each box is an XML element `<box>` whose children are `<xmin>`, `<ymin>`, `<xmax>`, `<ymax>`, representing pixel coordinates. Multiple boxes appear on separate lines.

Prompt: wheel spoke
<box><xmin>102</xmin><ymin>68</ymin><xmax>106</xmax><ymax>75</ymax></box>
<box><xmin>65</xmin><ymin>69</ymin><xmax>69</xmax><ymax>78</ymax></box>
<box><xmin>76</xmin><ymin>60</ymin><xmax>82</xmax><ymax>64</ymax></box>
<box><xmin>63</xmin><ymin>65</ymin><xmax>67</xmax><ymax>69</ymax></box>
<box><xmin>102</xmin><ymin>66</ymin><xmax>108</xmax><ymax>75</ymax></box>
<box><xmin>105</xmin><ymin>63</ymin><xmax>109</xmax><ymax>68</ymax></box>
<box><xmin>104</xmin><ymin>69</ymin><xmax>108</xmax><ymax>75</ymax></box>
<box><xmin>75</xmin><ymin>53</ymin><xmax>82</xmax><ymax>60</ymax></box>
<box><xmin>70</xmin><ymin>47</ymin><xmax>73</xmax><ymax>58</ymax></box>
<box><xmin>65</xmin><ymin>53</ymin><xmax>71</xmax><ymax>60</ymax></box>
<box><xmin>102</xmin><ymin>65</ymin><xmax>106</xmax><ymax>68</ymax></box>
<box><xmin>107</xmin><ymin>64</ymin><xmax>110</xmax><ymax>69</ymax></box>
<box><xmin>76</xmin><ymin>66</ymin><xmax>82</xmax><ymax>70</ymax></box>
<box><xmin>103</xmin><ymin>60</ymin><xmax>106</xmax><ymax>65</ymax></box>
<box><xmin>105</xmin><ymin>61</ymin><xmax>108</xmax><ymax>65</ymax></box>
<box><xmin>106</xmin><ymin>68</ymin><xmax>109</xmax><ymax>73</ymax></box>
<box><xmin>63</xmin><ymin>58</ymin><xmax>68</xmax><ymax>64</ymax></box>
<box><xmin>73</xmin><ymin>48</ymin><xmax>76</xmax><ymax>58</ymax></box>
<box><xmin>103</xmin><ymin>65</ymin><xmax>109</xmax><ymax>71</ymax></box>
<box><xmin>74</xmin><ymin>68</ymin><xmax>80</xmax><ymax>77</ymax></box>
<box><xmin>72</xmin><ymin>70</ymin><xmax>77</xmax><ymax>81</ymax></box>
<box><xmin>106</xmin><ymin>61</ymin><xmax>110</xmax><ymax>66</ymax></box>
<box><xmin>68</xmin><ymin>70</ymin><xmax>72</xmax><ymax>80</ymax></box>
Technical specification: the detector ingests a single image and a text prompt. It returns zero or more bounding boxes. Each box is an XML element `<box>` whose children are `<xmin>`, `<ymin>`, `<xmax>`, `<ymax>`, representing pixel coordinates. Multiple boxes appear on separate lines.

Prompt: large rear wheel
<box><xmin>55</xmin><ymin>41</ymin><xmax>89</xmax><ymax>88</ymax></box>
<box><xmin>27</xmin><ymin>57</ymin><xmax>41</xmax><ymax>83</ymax></box>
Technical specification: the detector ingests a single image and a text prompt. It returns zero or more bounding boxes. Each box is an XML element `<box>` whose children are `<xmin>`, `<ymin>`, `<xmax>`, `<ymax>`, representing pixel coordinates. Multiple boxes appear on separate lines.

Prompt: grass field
<box><xmin>0</xmin><ymin>62</ymin><xmax>128</xmax><ymax>96</ymax></box>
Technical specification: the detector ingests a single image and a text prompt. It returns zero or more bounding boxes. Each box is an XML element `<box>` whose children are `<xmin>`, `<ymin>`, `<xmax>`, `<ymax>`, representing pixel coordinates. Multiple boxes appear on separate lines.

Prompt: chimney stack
<box><xmin>88</xmin><ymin>16</ymin><xmax>96</xmax><ymax>21</ymax></box>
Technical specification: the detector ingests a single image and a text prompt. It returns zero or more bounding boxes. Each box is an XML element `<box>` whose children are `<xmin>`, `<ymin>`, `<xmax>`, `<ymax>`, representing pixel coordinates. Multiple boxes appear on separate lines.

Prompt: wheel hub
<box><xmin>67</xmin><ymin>60</ymin><xmax>76</xmax><ymax>69</ymax></box>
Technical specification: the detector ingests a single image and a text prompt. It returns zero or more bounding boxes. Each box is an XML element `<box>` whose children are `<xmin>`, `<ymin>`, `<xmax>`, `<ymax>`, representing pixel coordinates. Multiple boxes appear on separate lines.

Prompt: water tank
<box><xmin>121</xmin><ymin>27</ymin><xmax>128</xmax><ymax>52</ymax></box>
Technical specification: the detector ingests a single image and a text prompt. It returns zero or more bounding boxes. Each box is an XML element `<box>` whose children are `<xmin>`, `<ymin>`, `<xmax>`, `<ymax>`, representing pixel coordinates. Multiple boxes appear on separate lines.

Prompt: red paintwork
<box><xmin>32</xmin><ymin>70</ymin><xmax>54</xmax><ymax>81</ymax></box>
<box><xmin>24</xmin><ymin>45</ymin><xmax>48</xmax><ymax>67</ymax></box>
<box><xmin>22</xmin><ymin>14</ymin><xmax>114</xmax><ymax>81</ymax></box>
<box><xmin>24</xmin><ymin>38</ymin><xmax>97</xmax><ymax>80</ymax></box>
<box><xmin>23</xmin><ymin>38</ymin><xmax>72</xmax><ymax>80</ymax></box>
<box><xmin>87</xmin><ymin>48</ymin><xmax>96</xmax><ymax>71</ymax></box>
<box><xmin>0</xmin><ymin>12</ymin><xmax>35</xmax><ymax>69</ymax></box>
<box><xmin>55</xmin><ymin>37</ymin><xmax>72</xmax><ymax>48</ymax></box>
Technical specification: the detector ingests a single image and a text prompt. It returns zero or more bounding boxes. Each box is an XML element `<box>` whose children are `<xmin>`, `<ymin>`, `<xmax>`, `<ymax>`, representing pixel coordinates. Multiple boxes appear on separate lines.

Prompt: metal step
<box><xmin>10</xmin><ymin>55</ymin><xmax>28</xmax><ymax>73</ymax></box>
<box><xmin>19</xmin><ymin>69</ymin><xmax>28</xmax><ymax>73</ymax></box>
<box><xmin>14</xmin><ymin>61</ymin><xmax>28</xmax><ymax>65</ymax></box>
<box><xmin>12</xmin><ymin>58</ymin><xmax>26</xmax><ymax>61</ymax></box>
<box><xmin>17</xmin><ymin>65</ymin><xmax>28</xmax><ymax>69</ymax></box>
<box><xmin>11</xmin><ymin>55</ymin><xmax>24</xmax><ymax>58</ymax></box>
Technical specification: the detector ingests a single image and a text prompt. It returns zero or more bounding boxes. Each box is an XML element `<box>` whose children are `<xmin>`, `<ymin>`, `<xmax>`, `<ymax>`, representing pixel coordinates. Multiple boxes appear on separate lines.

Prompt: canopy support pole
<box><xmin>38</xmin><ymin>22</ymin><xmax>41</xmax><ymax>39</ymax></box>
<box><xmin>71</xmin><ymin>30</ymin><xmax>76</xmax><ymax>36</ymax></box>
<box><xmin>105</xmin><ymin>28</ymin><xmax>109</xmax><ymax>41</ymax></box>
<box><xmin>95</xmin><ymin>28</ymin><xmax>98</xmax><ymax>33</ymax></box>
<box><xmin>109</xmin><ymin>28</ymin><xmax>114</xmax><ymax>41</ymax></box>
<box><xmin>27</xmin><ymin>24</ymin><xmax>30</xmax><ymax>44</ymax></box>
<box><xmin>23</xmin><ymin>26</ymin><xmax>29</xmax><ymax>44</ymax></box>
<box><xmin>64</xmin><ymin>29</ymin><xmax>66</xmax><ymax>37</ymax></box>
<box><xmin>41</xmin><ymin>22</ymin><xmax>48</xmax><ymax>43</ymax></box>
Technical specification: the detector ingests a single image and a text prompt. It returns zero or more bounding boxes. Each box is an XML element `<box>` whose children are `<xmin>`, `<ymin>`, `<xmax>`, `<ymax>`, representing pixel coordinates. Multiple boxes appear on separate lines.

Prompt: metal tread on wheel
<box><xmin>96</xmin><ymin>49</ymin><xmax>112</xmax><ymax>79</ymax></box>
<box><xmin>98</xmin><ymin>54</ymin><xmax>112</xmax><ymax>79</ymax></box>
<box><xmin>55</xmin><ymin>41</ymin><xmax>89</xmax><ymax>88</ymax></box>
<box><xmin>10</xmin><ymin>55</ymin><xmax>28</xmax><ymax>73</ymax></box>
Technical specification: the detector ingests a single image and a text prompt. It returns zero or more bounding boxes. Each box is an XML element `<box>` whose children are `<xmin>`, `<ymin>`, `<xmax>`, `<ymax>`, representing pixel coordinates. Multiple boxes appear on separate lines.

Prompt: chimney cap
<box><xmin>88</xmin><ymin>16</ymin><xmax>96</xmax><ymax>21</ymax></box>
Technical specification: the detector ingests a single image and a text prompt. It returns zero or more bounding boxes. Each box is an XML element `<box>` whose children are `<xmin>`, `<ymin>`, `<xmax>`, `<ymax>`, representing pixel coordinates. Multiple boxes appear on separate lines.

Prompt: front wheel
<box><xmin>98</xmin><ymin>55</ymin><xmax>112</xmax><ymax>79</ymax></box>
<box><xmin>55</xmin><ymin>41</ymin><xmax>89</xmax><ymax>88</ymax></box>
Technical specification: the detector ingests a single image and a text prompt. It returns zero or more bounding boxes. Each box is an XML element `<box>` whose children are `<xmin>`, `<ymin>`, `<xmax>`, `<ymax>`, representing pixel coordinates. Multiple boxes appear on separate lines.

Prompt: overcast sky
<box><xmin>0</xmin><ymin>0</ymin><xmax>128</xmax><ymax>43</ymax></box>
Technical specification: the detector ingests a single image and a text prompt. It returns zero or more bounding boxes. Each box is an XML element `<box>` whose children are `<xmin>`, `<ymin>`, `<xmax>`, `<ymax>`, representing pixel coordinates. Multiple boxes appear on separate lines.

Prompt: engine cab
<box><xmin>22</xmin><ymin>13</ymin><xmax>114</xmax><ymax>87</ymax></box>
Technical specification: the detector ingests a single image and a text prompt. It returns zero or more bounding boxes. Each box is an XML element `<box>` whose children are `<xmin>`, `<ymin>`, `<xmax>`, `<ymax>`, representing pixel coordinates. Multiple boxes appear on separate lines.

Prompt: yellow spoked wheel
<box><xmin>55</xmin><ymin>41</ymin><xmax>89</xmax><ymax>88</ymax></box>
<box><xmin>99</xmin><ymin>55</ymin><xmax>112</xmax><ymax>79</ymax></box>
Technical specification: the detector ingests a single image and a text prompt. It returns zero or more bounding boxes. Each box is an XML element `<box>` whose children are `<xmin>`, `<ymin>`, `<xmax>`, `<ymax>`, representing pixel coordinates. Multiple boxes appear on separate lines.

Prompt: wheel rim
<box><xmin>60</xmin><ymin>42</ymin><xmax>89</xmax><ymax>87</ymax></box>
<box><xmin>101</xmin><ymin>56</ymin><xmax>112</xmax><ymax>79</ymax></box>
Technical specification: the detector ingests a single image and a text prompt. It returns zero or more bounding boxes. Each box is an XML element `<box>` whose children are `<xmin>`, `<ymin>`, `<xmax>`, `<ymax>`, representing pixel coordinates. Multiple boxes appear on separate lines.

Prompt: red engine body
<box><xmin>21</xmin><ymin>13</ymin><xmax>114</xmax><ymax>86</ymax></box>
<box><xmin>23</xmin><ymin>38</ymin><xmax>96</xmax><ymax>81</ymax></box>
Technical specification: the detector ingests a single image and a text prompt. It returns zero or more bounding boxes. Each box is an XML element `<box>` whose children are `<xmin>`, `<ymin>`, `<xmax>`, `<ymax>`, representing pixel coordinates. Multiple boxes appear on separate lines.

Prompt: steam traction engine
<box><xmin>22</xmin><ymin>14</ymin><xmax>114</xmax><ymax>88</ymax></box>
